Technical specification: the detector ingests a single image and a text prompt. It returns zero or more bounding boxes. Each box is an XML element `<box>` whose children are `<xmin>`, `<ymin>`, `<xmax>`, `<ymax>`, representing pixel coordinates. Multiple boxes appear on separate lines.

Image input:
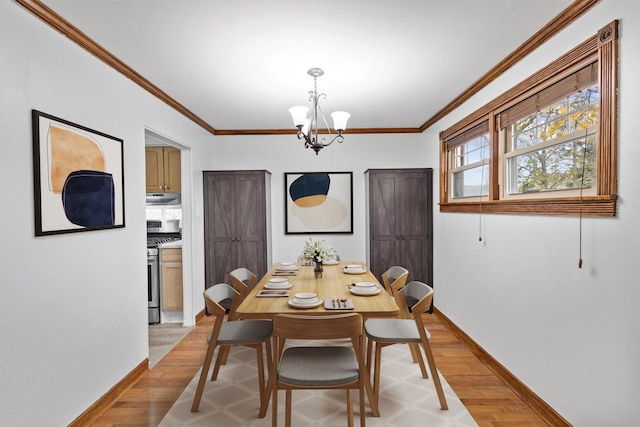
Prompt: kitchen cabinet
<box><xmin>160</xmin><ymin>248</ymin><xmax>183</xmax><ymax>310</ymax></box>
<box><xmin>145</xmin><ymin>146</ymin><xmax>181</xmax><ymax>193</ymax></box>
<box><xmin>203</xmin><ymin>170</ymin><xmax>271</xmax><ymax>289</ymax></box>
<box><xmin>366</xmin><ymin>168</ymin><xmax>433</xmax><ymax>287</ymax></box>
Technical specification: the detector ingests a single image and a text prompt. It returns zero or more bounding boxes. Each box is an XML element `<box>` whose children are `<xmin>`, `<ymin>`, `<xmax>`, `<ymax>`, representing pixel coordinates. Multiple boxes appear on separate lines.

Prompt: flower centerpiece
<box><xmin>301</xmin><ymin>237</ymin><xmax>336</xmax><ymax>278</ymax></box>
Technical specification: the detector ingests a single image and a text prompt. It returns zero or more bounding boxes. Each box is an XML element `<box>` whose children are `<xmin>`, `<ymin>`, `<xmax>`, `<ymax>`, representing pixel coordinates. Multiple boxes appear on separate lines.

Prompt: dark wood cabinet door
<box><xmin>234</xmin><ymin>174</ymin><xmax>267</xmax><ymax>278</ymax></box>
<box><xmin>367</xmin><ymin>169</ymin><xmax>433</xmax><ymax>287</ymax></box>
<box><xmin>203</xmin><ymin>171</ymin><xmax>269</xmax><ymax>290</ymax></box>
<box><xmin>396</xmin><ymin>170</ymin><xmax>431</xmax><ymax>285</ymax></box>
<box><xmin>369</xmin><ymin>172</ymin><xmax>401</xmax><ymax>277</ymax></box>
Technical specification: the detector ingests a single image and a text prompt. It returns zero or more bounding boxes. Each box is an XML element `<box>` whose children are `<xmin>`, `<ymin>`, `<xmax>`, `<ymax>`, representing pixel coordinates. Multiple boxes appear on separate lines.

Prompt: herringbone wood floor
<box><xmin>90</xmin><ymin>312</ymin><xmax>550</xmax><ymax>426</ymax></box>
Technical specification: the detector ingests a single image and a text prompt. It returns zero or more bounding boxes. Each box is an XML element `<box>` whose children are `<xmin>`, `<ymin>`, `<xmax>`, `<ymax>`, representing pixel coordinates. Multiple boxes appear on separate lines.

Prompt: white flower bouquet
<box><xmin>301</xmin><ymin>237</ymin><xmax>336</xmax><ymax>264</ymax></box>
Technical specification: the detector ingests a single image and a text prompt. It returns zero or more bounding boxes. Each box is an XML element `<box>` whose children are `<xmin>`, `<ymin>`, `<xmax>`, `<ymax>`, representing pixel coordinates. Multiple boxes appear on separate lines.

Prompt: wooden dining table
<box><xmin>236</xmin><ymin>261</ymin><xmax>399</xmax><ymax>418</ymax></box>
<box><xmin>236</xmin><ymin>261</ymin><xmax>399</xmax><ymax>319</ymax></box>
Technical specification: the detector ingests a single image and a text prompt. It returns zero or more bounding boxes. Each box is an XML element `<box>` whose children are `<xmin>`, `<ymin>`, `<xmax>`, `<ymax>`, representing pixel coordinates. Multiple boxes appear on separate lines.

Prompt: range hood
<box><xmin>146</xmin><ymin>192</ymin><xmax>181</xmax><ymax>205</ymax></box>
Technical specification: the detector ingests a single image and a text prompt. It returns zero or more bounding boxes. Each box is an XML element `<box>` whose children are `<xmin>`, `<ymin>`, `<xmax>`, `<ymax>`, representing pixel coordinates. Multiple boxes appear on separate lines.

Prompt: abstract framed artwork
<box><xmin>285</xmin><ymin>171</ymin><xmax>353</xmax><ymax>234</ymax></box>
<box><xmin>32</xmin><ymin>110</ymin><xmax>125</xmax><ymax>236</ymax></box>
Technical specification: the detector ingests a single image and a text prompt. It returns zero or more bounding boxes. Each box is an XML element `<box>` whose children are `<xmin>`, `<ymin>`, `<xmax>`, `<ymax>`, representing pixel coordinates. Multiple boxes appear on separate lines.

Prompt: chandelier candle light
<box><xmin>289</xmin><ymin>68</ymin><xmax>350</xmax><ymax>155</ymax></box>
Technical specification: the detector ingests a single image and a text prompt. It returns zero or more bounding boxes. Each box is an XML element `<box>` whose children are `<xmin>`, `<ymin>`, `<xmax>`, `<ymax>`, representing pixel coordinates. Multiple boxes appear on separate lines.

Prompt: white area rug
<box><xmin>159</xmin><ymin>340</ymin><xmax>478</xmax><ymax>426</ymax></box>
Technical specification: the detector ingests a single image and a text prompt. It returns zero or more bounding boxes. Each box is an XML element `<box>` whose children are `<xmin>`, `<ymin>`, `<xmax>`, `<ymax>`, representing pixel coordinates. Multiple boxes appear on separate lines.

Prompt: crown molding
<box><xmin>213</xmin><ymin>127</ymin><xmax>422</xmax><ymax>136</ymax></box>
<box><xmin>15</xmin><ymin>0</ymin><xmax>599</xmax><ymax>137</ymax></box>
<box><xmin>419</xmin><ymin>0</ymin><xmax>600</xmax><ymax>132</ymax></box>
<box><xmin>14</xmin><ymin>0</ymin><xmax>217</xmax><ymax>135</ymax></box>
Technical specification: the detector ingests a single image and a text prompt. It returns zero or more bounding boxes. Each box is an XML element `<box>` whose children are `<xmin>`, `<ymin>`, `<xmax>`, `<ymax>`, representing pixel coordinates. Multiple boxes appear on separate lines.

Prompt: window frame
<box><xmin>448</xmin><ymin>120</ymin><xmax>491</xmax><ymax>201</ymax></box>
<box><xmin>439</xmin><ymin>21</ymin><xmax>618</xmax><ymax>217</ymax></box>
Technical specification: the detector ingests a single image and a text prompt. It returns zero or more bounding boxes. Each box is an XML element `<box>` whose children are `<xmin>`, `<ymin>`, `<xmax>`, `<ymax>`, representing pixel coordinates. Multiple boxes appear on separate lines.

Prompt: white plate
<box><xmin>350</xmin><ymin>287</ymin><xmax>382</xmax><ymax>296</ymax></box>
<box><xmin>323</xmin><ymin>259</ymin><xmax>340</xmax><ymax>265</ymax></box>
<box><xmin>265</xmin><ymin>282</ymin><xmax>293</xmax><ymax>289</ymax></box>
<box><xmin>354</xmin><ymin>282</ymin><xmax>377</xmax><ymax>288</ymax></box>
<box><xmin>288</xmin><ymin>298</ymin><xmax>323</xmax><ymax>308</ymax></box>
<box><xmin>346</xmin><ymin>264</ymin><xmax>363</xmax><ymax>269</ymax></box>
<box><xmin>352</xmin><ymin>286</ymin><xmax>379</xmax><ymax>293</ymax></box>
<box><xmin>269</xmin><ymin>278</ymin><xmax>289</xmax><ymax>283</ymax></box>
<box><xmin>292</xmin><ymin>297</ymin><xmax>321</xmax><ymax>304</ymax></box>
<box><xmin>343</xmin><ymin>267</ymin><xmax>366</xmax><ymax>275</ymax></box>
<box><xmin>277</xmin><ymin>264</ymin><xmax>299</xmax><ymax>271</ymax></box>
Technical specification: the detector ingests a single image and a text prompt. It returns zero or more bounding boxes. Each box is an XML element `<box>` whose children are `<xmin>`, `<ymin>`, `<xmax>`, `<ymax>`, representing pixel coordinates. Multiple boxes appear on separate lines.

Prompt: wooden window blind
<box><xmin>498</xmin><ymin>61</ymin><xmax>598</xmax><ymax>129</ymax></box>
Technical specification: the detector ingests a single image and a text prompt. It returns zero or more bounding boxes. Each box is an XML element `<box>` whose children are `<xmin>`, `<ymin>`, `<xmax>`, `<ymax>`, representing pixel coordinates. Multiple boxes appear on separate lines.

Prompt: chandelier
<box><xmin>289</xmin><ymin>68</ymin><xmax>350</xmax><ymax>155</ymax></box>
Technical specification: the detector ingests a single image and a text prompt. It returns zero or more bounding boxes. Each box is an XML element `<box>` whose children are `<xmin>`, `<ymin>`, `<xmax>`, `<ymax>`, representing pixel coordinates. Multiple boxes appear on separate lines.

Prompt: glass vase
<box><xmin>314</xmin><ymin>261</ymin><xmax>323</xmax><ymax>279</ymax></box>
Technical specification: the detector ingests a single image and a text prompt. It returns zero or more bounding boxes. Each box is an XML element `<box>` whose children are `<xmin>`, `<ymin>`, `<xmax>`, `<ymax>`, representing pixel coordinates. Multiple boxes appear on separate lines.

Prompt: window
<box><xmin>500</xmin><ymin>62</ymin><xmax>598</xmax><ymax>197</ymax></box>
<box><xmin>447</xmin><ymin>121</ymin><xmax>490</xmax><ymax>199</ymax></box>
<box><xmin>440</xmin><ymin>21</ymin><xmax>617</xmax><ymax>217</ymax></box>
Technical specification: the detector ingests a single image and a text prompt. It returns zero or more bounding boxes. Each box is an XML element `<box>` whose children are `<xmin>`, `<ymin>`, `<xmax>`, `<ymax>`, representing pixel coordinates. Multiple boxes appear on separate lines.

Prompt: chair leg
<box><xmin>191</xmin><ymin>339</ymin><xmax>218</xmax><ymax>412</ymax></box>
<box><xmin>211</xmin><ymin>344</ymin><xmax>231</xmax><ymax>380</ymax></box>
<box><xmin>408</xmin><ymin>341</ymin><xmax>421</xmax><ymax>364</ymax></box>
<box><xmin>366</xmin><ymin>337</ymin><xmax>373</xmax><ymax>377</ymax></box>
<box><xmin>409</xmin><ymin>343</ymin><xmax>428</xmax><ymax>378</ymax></box>
<box><xmin>258</xmin><ymin>338</ymin><xmax>273</xmax><ymax>418</ymax></box>
<box><xmin>255</xmin><ymin>344</ymin><xmax>266</xmax><ymax>410</ymax></box>
<box><xmin>359</xmin><ymin>380</ymin><xmax>366</xmax><ymax>427</ymax></box>
<box><xmin>285</xmin><ymin>389</ymin><xmax>292</xmax><ymax>427</ymax></box>
<box><xmin>346</xmin><ymin>389</ymin><xmax>354</xmax><ymax>427</ymax></box>
<box><xmin>373</xmin><ymin>343</ymin><xmax>382</xmax><ymax>407</ymax></box>
<box><xmin>272</xmin><ymin>381</ymin><xmax>278</xmax><ymax>427</ymax></box>
<box><xmin>421</xmin><ymin>341</ymin><xmax>448</xmax><ymax>410</ymax></box>
<box><xmin>362</xmin><ymin>349</ymin><xmax>380</xmax><ymax>417</ymax></box>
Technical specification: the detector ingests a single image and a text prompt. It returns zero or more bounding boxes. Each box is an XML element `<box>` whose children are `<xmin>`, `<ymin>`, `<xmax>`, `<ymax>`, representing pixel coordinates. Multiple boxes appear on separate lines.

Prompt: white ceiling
<box><xmin>42</xmin><ymin>0</ymin><xmax>574</xmax><ymax>132</ymax></box>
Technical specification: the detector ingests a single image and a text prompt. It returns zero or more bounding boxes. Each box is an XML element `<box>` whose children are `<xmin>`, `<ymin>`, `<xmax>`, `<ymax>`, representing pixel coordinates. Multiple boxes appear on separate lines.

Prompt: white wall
<box><xmin>212</xmin><ymin>133</ymin><xmax>426</xmax><ymax>264</ymax></box>
<box><xmin>425</xmin><ymin>1</ymin><xmax>640</xmax><ymax>425</ymax></box>
<box><xmin>0</xmin><ymin>2</ymin><xmax>214</xmax><ymax>425</ymax></box>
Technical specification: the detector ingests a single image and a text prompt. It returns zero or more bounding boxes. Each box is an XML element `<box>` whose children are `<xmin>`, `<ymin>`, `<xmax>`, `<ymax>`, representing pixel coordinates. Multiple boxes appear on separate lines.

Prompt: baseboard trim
<box><xmin>68</xmin><ymin>358</ymin><xmax>148</xmax><ymax>426</ymax></box>
<box><xmin>195</xmin><ymin>308</ymin><xmax>206</xmax><ymax>323</ymax></box>
<box><xmin>433</xmin><ymin>307</ymin><xmax>570</xmax><ymax>427</ymax></box>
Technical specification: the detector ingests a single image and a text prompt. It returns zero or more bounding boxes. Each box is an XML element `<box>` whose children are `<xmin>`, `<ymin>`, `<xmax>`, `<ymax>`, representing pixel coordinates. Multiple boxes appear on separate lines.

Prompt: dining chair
<box><xmin>367</xmin><ymin>266</ymin><xmax>416</xmax><ymax>368</ymax></box>
<box><xmin>271</xmin><ymin>313</ymin><xmax>367</xmax><ymax>427</ymax></box>
<box><xmin>381</xmin><ymin>266</ymin><xmax>408</xmax><ymax>296</ymax></box>
<box><xmin>191</xmin><ymin>283</ymin><xmax>273</xmax><ymax>413</ymax></box>
<box><xmin>229</xmin><ymin>267</ymin><xmax>257</xmax><ymax>304</ymax></box>
<box><xmin>364</xmin><ymin>281</ymin><xmax>448</xmax><ymax>410</ymax></box>
<box><xmin>212</xmin><ymin>267</ymin><xmax>259</xmax><ymax>375</ymax></box>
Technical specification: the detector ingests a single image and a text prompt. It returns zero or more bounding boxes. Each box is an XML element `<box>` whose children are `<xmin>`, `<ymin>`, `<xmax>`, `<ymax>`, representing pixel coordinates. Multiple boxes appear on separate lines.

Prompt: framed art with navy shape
<box><xmin>32</xmin><ymin>110</ymin><xmax>125</xmax><ymax>236</ymax></box>
<box><xmin>285</xmin><ymin>171</ymin><xmax>353</xmax><ymax>234</ymax></box>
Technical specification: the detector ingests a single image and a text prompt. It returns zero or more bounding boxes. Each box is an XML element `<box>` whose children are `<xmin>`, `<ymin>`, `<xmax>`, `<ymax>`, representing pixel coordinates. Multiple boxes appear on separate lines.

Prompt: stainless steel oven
<box><xmin>147</xmin><ymin>246</ymin><xmax>160</xmax><ymax>324</ymax></box>
<box><xmin>147</xmin><ymin>219</ymin><xmax>181</xmax><ymax>324</ymax></box>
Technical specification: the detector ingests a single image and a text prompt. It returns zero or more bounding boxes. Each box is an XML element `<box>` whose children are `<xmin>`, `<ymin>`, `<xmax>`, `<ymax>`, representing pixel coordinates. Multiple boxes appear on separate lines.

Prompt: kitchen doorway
<box><xmin>144</xmin><ymin>128</ymin><xmax>195</xmax><ymax>360</ymax></box>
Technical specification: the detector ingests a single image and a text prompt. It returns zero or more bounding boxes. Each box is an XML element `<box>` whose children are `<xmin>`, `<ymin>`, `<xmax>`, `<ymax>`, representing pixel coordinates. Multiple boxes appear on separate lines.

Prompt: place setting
<box><xmin>288</xmin><ymin>292</ymin><xmax>324</xmax><ymax>309</ymax></box>
<box><xmin>349</xmin><ymin>281</ymin><xmax>382</xmax><ymax>296</ymax></box>
<box><xmin>342</xmin><ymin>264</ymin><xmax>367</xmax><ymax>274</ymax></box>
<box><xmin>257</xmin><ymin>278</ymin><xmax>293</xmax><ymax>297</ymax></box>
<box><xmin>273</xmin><ymin>262</ymin><xmax>300</xmax><ymax>276</ymax></box>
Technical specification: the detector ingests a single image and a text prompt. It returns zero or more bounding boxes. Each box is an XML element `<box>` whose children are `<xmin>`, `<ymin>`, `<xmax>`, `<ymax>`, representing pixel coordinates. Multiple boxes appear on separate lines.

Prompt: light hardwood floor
<box><xmin>91</xmin><ymin>311</ymin><xmax>550</xmax><ymax>426</ymax></box>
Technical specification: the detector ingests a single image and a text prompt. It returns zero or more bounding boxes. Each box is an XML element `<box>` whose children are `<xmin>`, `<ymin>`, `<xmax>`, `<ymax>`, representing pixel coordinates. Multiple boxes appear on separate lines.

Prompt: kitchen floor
<box><xmin>148</xmin><ymin>323</ymin><xmax>194</xmax><ymax>368</ymax></box>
